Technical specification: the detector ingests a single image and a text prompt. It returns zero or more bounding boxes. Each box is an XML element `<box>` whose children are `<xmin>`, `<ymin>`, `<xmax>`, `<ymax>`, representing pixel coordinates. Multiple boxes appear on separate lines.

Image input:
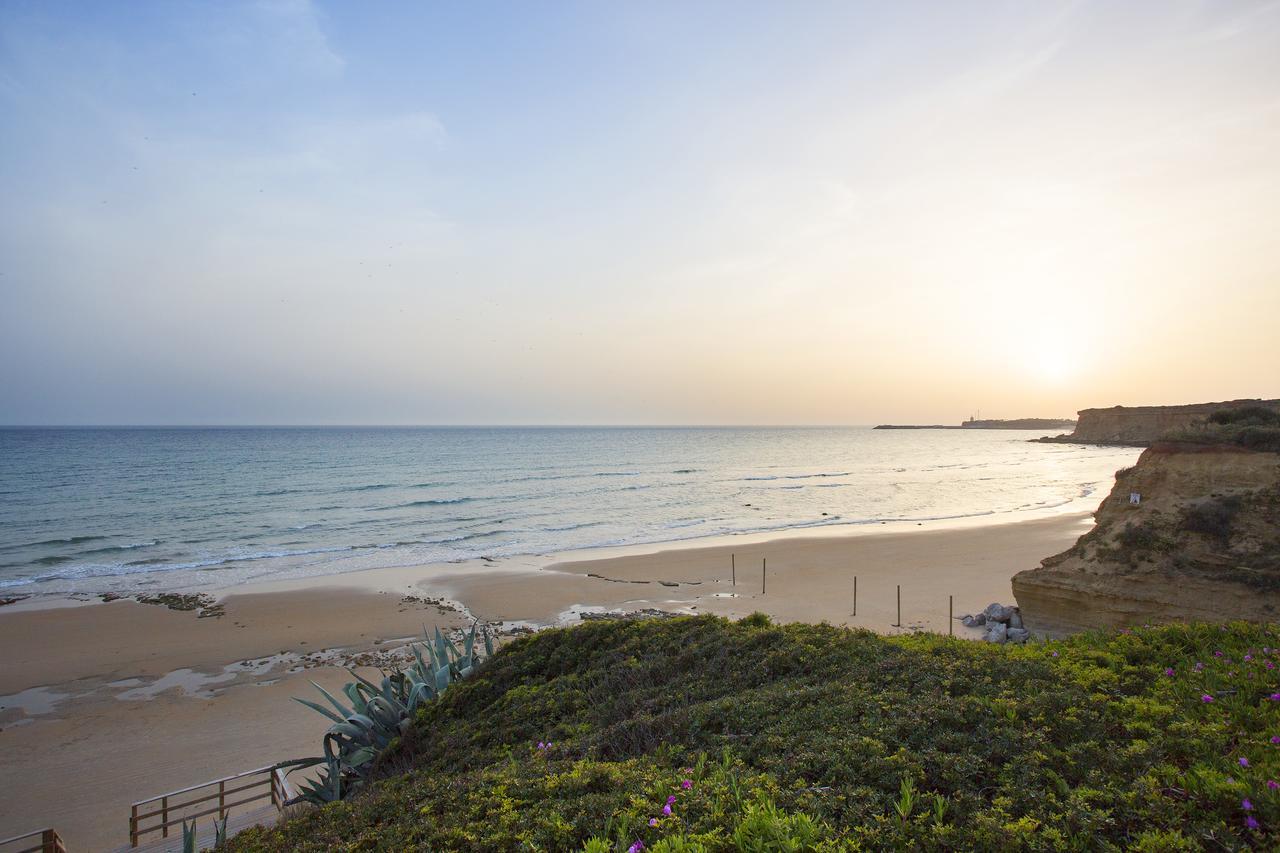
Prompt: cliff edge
<box><xmin>1012</xmin><ymin>441</ymin><xmax>1280</xmax><ymax>635</ymax></box>
<box><xmin>1039</xmin><ymin>398</ymin><xmax>1280</xmax><ymax>446</ymax></box>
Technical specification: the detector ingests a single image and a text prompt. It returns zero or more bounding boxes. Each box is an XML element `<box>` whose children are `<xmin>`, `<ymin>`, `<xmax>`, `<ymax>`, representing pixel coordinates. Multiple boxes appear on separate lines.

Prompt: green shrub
<box><xmin>1163</xmin><ymin>406</ymin><xmax>1280</xmax><ymax>452</ymax></box>
<box><xmin>1180</xmin><ymin>496</ymin><xmax>1242</xmax><ymax>543</ymax></box>
<box><xmin>227</xmin><ymin>617</ymin><xmax>1280</xmax><ymax>851</ymax></box>
<box><xmin>1115</xmin><ymin>521</ymin><xmax>1166</xmax><ymax>555</ymax></box>
<box><xmin>1208</xmin><ymin>406</ymin><xmax>1280</xmax><ymax>427</ymax></box>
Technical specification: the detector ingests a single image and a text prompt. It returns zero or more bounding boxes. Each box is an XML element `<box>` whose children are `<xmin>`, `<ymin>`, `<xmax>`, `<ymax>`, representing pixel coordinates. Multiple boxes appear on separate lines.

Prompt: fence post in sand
<box><xmin>894</xmin><ymin>585</ymin><xmax>901</xmax><ymax>628</ymax></box>
<box><xmin>131</xmin><ymin>804</ymin><xmax>139</xmax><ymax>847</ymax></box>
<box><xmin>762</xmin><ymin>558</ymin><xmax>766</xmax><ymax>595</ymax></box>
<box><xmin>219</xmin><ymin>778</ymin><xmax>226</xmax><ymax>817</ymax></box>
<box><xmin>949</xmin><ymin>595</ymin><xmax>953</xmax><ymax>636</ymax></box>
<box><xmin>853</xmin><ymin>576</ymin><xmax>857</xmax><ymax>616</ymax></box>
<box><xmin>162</xmin><ymin>796</ymin><xmax>169</xmax><ymax>839</ymax></box>
<box><xmin>732</xmin><ymin>553</ymin><xmax>735</xmax><ymax>588</ymax></box>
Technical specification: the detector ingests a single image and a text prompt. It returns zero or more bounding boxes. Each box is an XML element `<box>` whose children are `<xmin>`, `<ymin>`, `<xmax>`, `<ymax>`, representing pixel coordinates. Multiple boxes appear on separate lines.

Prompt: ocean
<box><xmin>0</xmin><ymin>427</ymin><xmax>1141</xmax><ymax>594</ymax></box>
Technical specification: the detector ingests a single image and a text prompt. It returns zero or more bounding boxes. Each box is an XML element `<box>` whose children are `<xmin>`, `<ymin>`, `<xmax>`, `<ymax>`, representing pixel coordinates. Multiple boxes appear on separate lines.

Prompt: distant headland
<box><xmin>1035</xmin><ymin>398</ymin><xmax>1280</xmax><ymax>446</ymax></box>
<box><xmin>874</xmin><ymin>417</ymin><xmax>1077</xmax><ymax>431</ymax></box>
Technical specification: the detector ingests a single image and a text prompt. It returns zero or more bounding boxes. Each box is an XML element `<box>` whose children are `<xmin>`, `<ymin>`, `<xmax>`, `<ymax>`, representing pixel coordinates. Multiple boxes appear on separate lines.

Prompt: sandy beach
<box><xmin>0</xmin><ymin>511</ymin><xmax>1091</xmax><ymax>850</ymax></box>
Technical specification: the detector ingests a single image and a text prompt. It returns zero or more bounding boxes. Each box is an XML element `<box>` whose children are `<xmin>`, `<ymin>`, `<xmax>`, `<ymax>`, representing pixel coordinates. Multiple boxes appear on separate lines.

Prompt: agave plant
<box><xmin>178</xmin><ymin>812</ymin><xmax>230</xmax><ymax>851</ymax></box>
<box><xmin>286</xmin><ymin>622</ymin><xmax>493</xmax><ymax>804</ymax></box>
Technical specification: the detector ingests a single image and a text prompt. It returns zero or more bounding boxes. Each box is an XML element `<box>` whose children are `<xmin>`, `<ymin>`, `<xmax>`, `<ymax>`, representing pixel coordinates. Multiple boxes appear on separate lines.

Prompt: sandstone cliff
<box><xmin>1012</xmin><ymin>442</ymin><xmax>1280</xmax><ymax>635</ymax></box>
<box><xmin>1040</xmin><ymin>399</ymin><xmax>1280</xmax><ymax>446</ymax></box>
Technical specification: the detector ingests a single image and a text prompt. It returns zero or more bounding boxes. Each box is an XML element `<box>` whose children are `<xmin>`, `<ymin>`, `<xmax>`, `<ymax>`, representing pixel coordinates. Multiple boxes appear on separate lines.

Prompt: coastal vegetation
<box><xmin>288</xmin><ymin>624</ymin><xmax>493</xmax><ymax>804</ymax></box>
<box><xmin>229</xmin><ymin>614</ymin><xmax>1280</xmax><ymax>850</ymax></box>
<box><xmin>1165</xmin><ymin>406</ymin><xmax>1280</xmax><ymax>453</ymax></box>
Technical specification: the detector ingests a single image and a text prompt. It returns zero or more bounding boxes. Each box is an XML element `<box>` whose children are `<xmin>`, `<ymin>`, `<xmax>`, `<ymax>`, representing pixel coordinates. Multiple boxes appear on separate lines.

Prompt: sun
<box><xmin>1029</xmin><ymin>347</ymin><xmax>1076</xmax><ymax>383</ymax></box>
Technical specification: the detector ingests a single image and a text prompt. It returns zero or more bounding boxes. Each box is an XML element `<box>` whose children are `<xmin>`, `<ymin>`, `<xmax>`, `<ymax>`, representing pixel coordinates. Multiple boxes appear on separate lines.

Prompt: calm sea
<box><xmin>0</xmin><ymin>427</ymin><xmax>1140</xmax><ymax>594</ymax></box>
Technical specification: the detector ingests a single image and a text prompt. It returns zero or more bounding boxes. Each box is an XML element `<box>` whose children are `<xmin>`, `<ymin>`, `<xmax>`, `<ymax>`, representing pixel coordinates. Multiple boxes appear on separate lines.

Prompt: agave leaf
<box><xmin>345</xmin><ymin>745</ymin><xmax>378</xmax><ymax>767</ymax></box>
<box><xmin>331</xmin><ymin>721</ymin><xmax>374</xmax><ymax>741</ymax></box>
<box><xmin>434</xmin><ymin>663</ymin><xmax>451</xmax><ymax>693</ymax></box>
<box><xmin>310</xmin><ymin>681</ymin><xmax>355</xmax><ymax>719</ymax></box>
<box><xmin>411</xmin><ymin>643</ymin><xmax>430</xmax><ymax>676</ymax></box>
<box><xmin>434</xmin><ymin>626</ymin><xmax>451</xmax><ymax>666</ymax></box>
<box><xmin>293</xmin><ymin>696</ymin><xmax>346</xmax><ymax>725</ymax></box>
<box><xmin>464</xmin><ymin>622</ymin><xmax>477</xmax><ymax>660</ymax></box>
<box><xmin>346</xmin><ymin>712</ymin><xmax>380</xmax><ymax>731</ymax></box>
<box><xmin>483</xmin><ymin>626</ymin><xmax>494</xmax><ymax>657</ymax></box>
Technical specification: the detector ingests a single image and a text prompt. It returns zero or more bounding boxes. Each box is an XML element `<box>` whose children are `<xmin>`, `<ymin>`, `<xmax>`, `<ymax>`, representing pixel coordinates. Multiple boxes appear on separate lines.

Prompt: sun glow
<box><xmin>1030</xmin><ymin>347</ymin><xmax>1077</xmax><ymax>384</ymax></box>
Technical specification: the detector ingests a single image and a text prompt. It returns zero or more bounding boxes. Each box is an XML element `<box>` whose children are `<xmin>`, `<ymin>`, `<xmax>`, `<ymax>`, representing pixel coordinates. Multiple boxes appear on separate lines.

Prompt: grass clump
<box><xmin>229</xmin><ymin>616</ymin><xmax>1280</xmax><ymax>851</ymax></box>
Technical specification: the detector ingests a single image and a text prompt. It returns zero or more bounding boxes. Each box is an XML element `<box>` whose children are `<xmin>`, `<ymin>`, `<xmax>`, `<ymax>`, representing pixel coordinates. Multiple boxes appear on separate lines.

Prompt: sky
<box><xmin>1</xmin><ymin>0</ymin><xmax>1278</xmax><ymax>426</ymax></box>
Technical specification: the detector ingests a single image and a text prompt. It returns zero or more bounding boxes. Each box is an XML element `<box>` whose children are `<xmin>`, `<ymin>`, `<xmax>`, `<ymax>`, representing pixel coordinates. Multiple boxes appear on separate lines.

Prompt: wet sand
<box><xmin>0</xmin><ymin>511</ymin><xmax>1090</xmax><ymax>850</ymax></box>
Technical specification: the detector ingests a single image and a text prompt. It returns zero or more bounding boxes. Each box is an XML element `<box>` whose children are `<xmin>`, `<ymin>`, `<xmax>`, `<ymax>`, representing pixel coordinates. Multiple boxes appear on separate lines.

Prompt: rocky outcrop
<box><xmin>958</xmin><ymin>602</ymin><xmax>1029</xmax><ymax>643</ymax></box>
<box><xmin>1039</xmin><ymin>399</ymin><xmax>1280</xmax><ymax>446</ymax></box>
<box><xmin>1012</xmin><ymin>443</ymin><xmax>1280</xmax><ymax>635</ymax></box>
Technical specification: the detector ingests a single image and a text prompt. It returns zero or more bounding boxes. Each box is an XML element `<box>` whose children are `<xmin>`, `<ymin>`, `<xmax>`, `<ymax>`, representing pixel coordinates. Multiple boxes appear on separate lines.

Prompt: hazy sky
<box><xmin>2</xmin><ymin>1</ymin><xmax>1278</xmax><ymax>425</ymax></box>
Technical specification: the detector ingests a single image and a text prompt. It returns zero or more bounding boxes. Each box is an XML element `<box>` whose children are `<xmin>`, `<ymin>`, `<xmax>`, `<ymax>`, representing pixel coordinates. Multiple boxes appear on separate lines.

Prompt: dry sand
<box><xmin>0</xmin><ymin>511</ymin><xmax>1090</xmax><ymax>850</ymax></box>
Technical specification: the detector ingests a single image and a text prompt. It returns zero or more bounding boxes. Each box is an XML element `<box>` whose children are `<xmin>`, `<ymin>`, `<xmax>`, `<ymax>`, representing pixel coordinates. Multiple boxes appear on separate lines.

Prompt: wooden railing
<box><xmin>128</xmin><ymin>764</ymin><xmax>294</xmax><ymax>847</ymax></box>
<box><xmin>0</xmin><ymin>829</ymin><xmax>67</xmax><ymax>853</ymax></box>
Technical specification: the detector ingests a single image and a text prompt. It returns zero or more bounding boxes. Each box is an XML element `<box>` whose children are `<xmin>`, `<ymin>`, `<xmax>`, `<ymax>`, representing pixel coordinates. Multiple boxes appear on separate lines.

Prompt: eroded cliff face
<box><xmin>1045</xmin><ymin>399</ymin><xmax>1280</xmax><ymax>446</ymax></box>
<box><xmin>1012</xmin><ymin>443</ymin><xmax>1280</xmax><ymax>635</ymax></box>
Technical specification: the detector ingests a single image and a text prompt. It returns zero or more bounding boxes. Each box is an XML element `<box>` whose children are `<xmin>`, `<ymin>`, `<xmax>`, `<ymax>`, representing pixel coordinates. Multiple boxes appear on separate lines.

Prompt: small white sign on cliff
<box><xmin>1129</xmin><ymin>492</ymin><xmax>1141</xmax><ymax>505</ymax></box>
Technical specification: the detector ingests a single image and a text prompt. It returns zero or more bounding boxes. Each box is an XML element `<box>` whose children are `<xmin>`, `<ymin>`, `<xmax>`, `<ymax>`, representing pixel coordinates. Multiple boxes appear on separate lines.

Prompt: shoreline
<box><xmin>0</xmin><ymin>510</ymin><xmax>1092</xmax><ymax>849</ymax></box>
<box><xmin>0</xmin><ymin>495</ymin><xmax>1102</xmax><ymax>613</ymax></box>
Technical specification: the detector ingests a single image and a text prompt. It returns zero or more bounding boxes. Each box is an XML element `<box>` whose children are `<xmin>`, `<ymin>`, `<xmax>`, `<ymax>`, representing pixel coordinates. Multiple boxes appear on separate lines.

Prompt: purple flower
<box><xmin>1271</xmin><ymin>693</ymin><xmax>1280</xmax><ymax>701</ymax></box>
<box><xmin>649</xmin><ymin>818</ymin><xmax>658</xmax><ymax>827</ymax></box>
<box><xmin>1268</xmin><ymin>780</ymin><xmax>1279</xmax><ymax>790</ymax></box>
<box><xmin>681</xmin><ymin>779</ymin><xmax>693</xmax><ymax>790</ymax></box>
<box><xmin>1267</xmin><ymin>662</ymin><xmax>1275</xmax><ymax>670</ymax></box>
<box><xmin>1051</xmin><ymin>651</ymin><xmax>1058</xmax><ymax>658</ymax></box>
<box><xmin>1271</xmin><ymin>736</ymin><xmax>1280</xmax><ymax>745</ymax></box>
<box><xmin>1194</xmin><ymin>662</ymin><xmax>1204</xmax><ymax>672</ymax></box>
<box><xmin>536</xmin><ymin>741</ymin><xmax>545</xmax><ymax>750</ymax></box>
<box><xmin>1246</xmin><ymin>815</ymin><xmax>1260</xmax><ymax>830</ymax></box>
<box><xmin>1215</xmin><ymin>651</ymin><xmax>1225</xmax><ymax>658</ymax></box>
<box><xmin>1164</xmin><ymin>668</ymin><xmax>1175</xmax><ymax>677</ymax></box>
<box><xmin>1245</xmin><ymin>655</ymin><xmax>1254</xmax><ymax>662</ymax></box>
<box><xmin>1202</xmin><ymin>694</ymin><xmax>1215</xmax><ymax>703</ymax></box>
<box><xmin>667</xmin><ymin>795</ymin><xmax>677</xmax><ymax>805</ymax></box>
<box><xmin>628</xmin><ymin>843</ymin><xmax>645</xmax><ymax>853</ymax></box>
<box><xmin>662</xmin><ymin>804</ymin><xmax>672</xmax><ymax>816</ymax></box>
<box><xmin>1241</xmin><ymin>757</ymin><xmax>1250</xmax><ymax>768</ymax></box>
<box><xmin>1244</xmin><ymin>798</ymin><xmax>1254</xmax><ymax>811</ymax></box>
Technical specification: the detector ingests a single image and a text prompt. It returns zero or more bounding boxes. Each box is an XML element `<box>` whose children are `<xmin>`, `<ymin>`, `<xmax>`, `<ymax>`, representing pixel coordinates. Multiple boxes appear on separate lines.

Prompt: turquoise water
<box><xmin>0</xmin><ymin>427</ymin><xmax>1139</xmax><ymax>594</ymax></box>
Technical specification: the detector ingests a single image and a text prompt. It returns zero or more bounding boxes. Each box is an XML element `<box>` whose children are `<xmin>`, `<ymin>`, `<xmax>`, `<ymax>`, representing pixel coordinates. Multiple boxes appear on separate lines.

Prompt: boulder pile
<box><xmin>959</xmin><ymin>602</ymin><xmax>1030</xmax><ymax>644</ymax></box>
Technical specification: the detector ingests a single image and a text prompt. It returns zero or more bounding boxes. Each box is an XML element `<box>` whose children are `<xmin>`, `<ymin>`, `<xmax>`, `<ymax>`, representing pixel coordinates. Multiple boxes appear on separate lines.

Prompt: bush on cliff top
<box><xmin>229</xmin><ymin>616</ymin><xmax>1280</xmax><ymax>851</ymax></box>
<box><xmin>1164</xmin><ymin>406</ymin><xmax>1280</xmax><ymax>453</ymax></box>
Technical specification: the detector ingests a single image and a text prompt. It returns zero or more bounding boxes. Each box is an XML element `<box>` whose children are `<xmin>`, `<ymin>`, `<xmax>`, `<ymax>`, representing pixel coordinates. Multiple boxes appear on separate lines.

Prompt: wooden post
<box><xmin>949</xmin><ymin>595</ymin><xmax>953</xmax><ymax>636</ymax></box>
<box><xmin>162</xmin><ymin>795</ymin><xmax>169</xmax><ymax>839</ymax></box>
<box><xmin>131</xmin><ymin>804</ymin><xmax>139</xmax><ymax>847</ymax></box>
<box><xmin>731</xmin><ymin>553</ymin><xmax>735</xmax><ymax>588</ymax></box>
<box><xmin>762</xmin><ymin>558</ymin><xmax>766</xmax><ymax>595</ymax></box>
<box><xmin>894</xmin><ymin>585</ymin><xmax>901</xmax><ymax>627</ymax></box>
<box><xmin>220</xmin><ymin>778</ymin><xmax>226</xmax><ymax>817</ymax></box>
<box><xmin>853</xmin><ymin>576</ymin><xmax>857</xmax><ymax>616</ymax></box>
